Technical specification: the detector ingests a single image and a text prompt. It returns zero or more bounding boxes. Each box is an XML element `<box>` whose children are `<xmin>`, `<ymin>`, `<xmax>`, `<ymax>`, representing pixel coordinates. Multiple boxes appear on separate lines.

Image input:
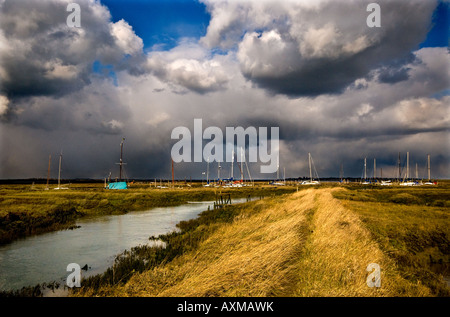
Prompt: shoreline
<box><xmin>73</xmin><ymin>185</ymin><xmax>449</xmax><ymax>297</ymax></box>
<box><xmin>1</xmin><ymin>183</ymin><xmax>448</xmax><ymax>297</ymax></box>
<box><xmin>0</xmin><ymin>184</ymin><xmax>296</xmax><ymax>245</ymax></box>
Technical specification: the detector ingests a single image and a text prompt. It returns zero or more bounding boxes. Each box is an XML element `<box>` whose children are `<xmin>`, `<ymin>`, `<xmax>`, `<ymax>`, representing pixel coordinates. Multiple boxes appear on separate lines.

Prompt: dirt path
<box><xmin>86</xmin><ymin>188</ymin><xmax>432</xmax><ymax>296</ymax></box>
<box><xmin>291</xmin><ymin>188</ymin><xmax>431</xmax><ymax>296</ymax></box>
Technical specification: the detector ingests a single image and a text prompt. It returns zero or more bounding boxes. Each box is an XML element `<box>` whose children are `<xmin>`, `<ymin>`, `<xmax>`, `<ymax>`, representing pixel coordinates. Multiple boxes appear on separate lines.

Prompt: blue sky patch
<box><xmin>420</xmin><ymin>1</ymin><xmax>449</xmax><ymax>48</ymax></box>
<box><xmin>101</xmin><ymin>0</ymin><xmax>211</xmax><ymax>51</ymax></box>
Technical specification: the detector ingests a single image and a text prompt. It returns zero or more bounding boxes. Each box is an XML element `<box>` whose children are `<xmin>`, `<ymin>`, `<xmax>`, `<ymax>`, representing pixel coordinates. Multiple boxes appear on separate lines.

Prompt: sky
<box><xmin>0</xmin><ymin>0</ymin><xmax>449</xmax><ymax>180</ymax></box>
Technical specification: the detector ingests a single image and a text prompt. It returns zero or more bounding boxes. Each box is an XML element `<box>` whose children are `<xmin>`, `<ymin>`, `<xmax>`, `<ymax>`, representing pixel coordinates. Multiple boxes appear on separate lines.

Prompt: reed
<box><xmin>3</xmin><ymin>182</ymin><xmax>448</xmax><ymax>297</ymax></box>
<box><xmin>334</xmin><ymin>186</ymin><xmax>450</xmax><ymax>296</ymax></box>
<box><xmin>0</xmin><ymin>183</ymin><xmax>296</xmax><ymax>244</ymax></box>
<box><xmin>74</xmin><ymin>186</ymin><xmax>448</xmax><ymax>297</ymax></box>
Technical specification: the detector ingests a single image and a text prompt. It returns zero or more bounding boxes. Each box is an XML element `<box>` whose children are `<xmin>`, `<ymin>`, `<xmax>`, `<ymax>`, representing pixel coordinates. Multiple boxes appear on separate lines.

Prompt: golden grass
<box><xmin>292</xmin><ymin>188</ymin><xmax>431</xmax><ymax>296</ymax></box>
<box><xmin>0</xmin><ymin>183</ymin><xmax>296</xmax><ymax>244</ymax></box>
<box><xmin>101</xmin><ymin>190</ymin><xmax>314</xmax><ymax>296</ymax></box>
<box><xmin>83</xmin><ymin>188</ymin><xmax>434</xmax><ymax>297</ymax></box>
<box><xmin>335</xmin><ymin>188</ymin><xmax>449</xmax><ymax>295</ymax></box>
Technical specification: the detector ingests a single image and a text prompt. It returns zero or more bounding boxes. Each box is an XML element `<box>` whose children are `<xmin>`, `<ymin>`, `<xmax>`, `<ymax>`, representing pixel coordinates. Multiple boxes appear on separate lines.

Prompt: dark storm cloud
<box><xmin>7</xmin><ymin>76</ymin><xmax>133</xmax><ymax>135</ymax></box>
<box><xmin>377</xmin><ymin>66</ymin><xmax>410</xmax><ymax>84</ymax></box>
<box><xmin>374</xmin><ymin>53</ymin><xmax>416</xmax><ymax>84</ymax></box>
<box><xmin>0</xmin><ymin>0</ymin><xmax>448</xmax><ymax>180</ymax></box>
<box><xmin>202</xmin><ymin>0</ymin><xmax>438</xmax><ymax>97</ymax></box>
<box><xmin>0</xmin><ymin>0</ymin><xmax>145</xmax><ymax>102</ymax></box>
<box><xmin>242</xmin><ymin>55</ymin><xmax>373</xmax><ymax>97</ymax></box>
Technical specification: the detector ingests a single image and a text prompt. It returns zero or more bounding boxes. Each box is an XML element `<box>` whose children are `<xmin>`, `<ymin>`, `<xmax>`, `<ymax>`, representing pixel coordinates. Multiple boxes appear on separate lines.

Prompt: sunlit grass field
<box><xmin>1</xmin><ymin>181</ymin><xmax>448</xmax><ymax>296</ymax></box>
<box><xmin>0</xmin><ymin>182</ymin><xmax>296</xmax><ymax>244</ymax></box>
<box><xmin>333</xmin><ymin>183</ymin><xmax>450</xmax><ymax>296</ymax></box>
<box><xmin>72</xmin><ymin>182</ymin><xmax>449</xmax><ymax>297</ymax></box>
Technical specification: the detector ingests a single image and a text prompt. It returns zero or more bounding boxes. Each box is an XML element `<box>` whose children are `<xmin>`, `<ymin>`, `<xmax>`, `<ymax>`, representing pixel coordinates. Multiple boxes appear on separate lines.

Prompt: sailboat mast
<box><xmin>218</xmin><ymin>162</ymin><xmax>221</xmax><ymax>182</ymax></box>
<box><xmin>241</xmin><ymin>147</ymin><xmax>244</xmax><ymax>182</ymax></box>
<box><xmin>364</xmin><ymin>157</ymin><xmax>367</xmax><ymax>180</ymax></box>
<box><xmin>406</xmin><ymin>152</ymin><xmax>409</xmax><ymax>180</ymax></box>
<box><xmin>58</xmin><ymin>153</ymin><xmax>62</xmax><ymax>188</ymax></box>
<box><xmin>206</xmin><ymin>157</ymin><xmax>210</xmax><ymax>184</ymax></box>
<box><xmin>231</xmin><ymin>149</ymin><xmax>234</xmax><ymax>180</ymax></box>
<box><xmin>397</xmin><ymin>152</ymin><xmax>401</xmax><ymax>181</ymax></box>
<box><xmin>309</xmin><ymin>153</ymin><xmax>312</xmax><ymax>182</ymax></box>
<box><xmin>171</xmin><ymin>158</ymin><xmax>174</xmax><ymax>186</ymax></box>
<box><xmin>119</xmin><ymin>138</ymin><xmax>124</xmax><ymax>181</ymax></box>
<box><xmin>427</xmin><ymin>154</ymin><xmax>431</xmax><ymax>181</ymax></box>
<box><xmin>244</xmin><ymin>153</ymin><xmax>252</xmax><ymax>185</ymax></box>
<box><xmin>46</xmin><ymin>155</ymin><xmax>51</xmax><ymax>189</ymax></box>
<box><xmin>373</xmin><ymin>158</ymin><xmax>376</xmax><ymax>179</ymax></box>
<box><xmin>277</xmin><ymin>157</ymin><xmax>279</xmax><ymax>181</ymax></box>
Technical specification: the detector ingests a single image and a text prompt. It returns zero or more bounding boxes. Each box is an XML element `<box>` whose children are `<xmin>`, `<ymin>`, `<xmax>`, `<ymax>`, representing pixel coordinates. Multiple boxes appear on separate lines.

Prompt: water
<box><xmin>0</xmin><ymin>198</ymin><xmax>252</xmax><ymax>293</ymax></box>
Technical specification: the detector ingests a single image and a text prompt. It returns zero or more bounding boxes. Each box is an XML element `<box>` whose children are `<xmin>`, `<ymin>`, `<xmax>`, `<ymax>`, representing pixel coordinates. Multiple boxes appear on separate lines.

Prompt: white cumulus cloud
<box><xmin>110</xmin><ymin>19</ymin><xmax>143</xmax><ymax>56</ymax></box>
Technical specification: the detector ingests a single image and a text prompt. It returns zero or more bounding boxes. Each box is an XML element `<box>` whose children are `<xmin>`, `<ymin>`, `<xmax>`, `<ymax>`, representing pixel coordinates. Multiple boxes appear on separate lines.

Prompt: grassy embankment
<box><xmin>73</xmin><ymin>183</ymin><xmax>449</xmax><ymax>297</ymax></box>
<box><xmin>333</xmin><ymin>183</ymin><xmax>450</xmax><ymax>296</ymax></box>
<box><xmin>0</xmin><ymin>182</ymin><xmax>296</xmax><ymax>245</ymax></box>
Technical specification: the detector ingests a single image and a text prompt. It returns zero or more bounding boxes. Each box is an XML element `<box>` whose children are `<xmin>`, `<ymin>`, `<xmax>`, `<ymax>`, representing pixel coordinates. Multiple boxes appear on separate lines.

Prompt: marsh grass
<box><xmin>74</xmin><ymin>186</ymin><xmax>445</xmax><ymax>297</ymax></box>
<box><xmin>292</xmin><ymin>189</ymin><xmax>431</xmax><ymax>296</ymax></box>
<box><xmin>0</xmin><ymin>183</ymin><xmax>296</xmax><ymax>244</ymax></box>
<box><xmin>3</xmin><ymin>182</ymin><xmax>448</xmax><ymax>297</ymax></box>
<box><xmin>74</xmin><ymin>190</ymin><xmax>313</xmax><ymax>296</ymax></box>
<box><xmin>72</xmin><ymin>195</ymin><xmax>277</xmax><ymax>296</ymax></box>
<box><xmin>333</xmin><ymin>184</ymin><xmax>450</xmax><ymax>296</ymax></box>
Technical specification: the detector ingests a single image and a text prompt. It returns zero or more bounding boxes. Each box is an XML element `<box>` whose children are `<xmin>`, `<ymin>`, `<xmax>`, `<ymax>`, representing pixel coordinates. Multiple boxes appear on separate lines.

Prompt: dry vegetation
<box><xmin>334</xmin><ymin>185</ymin><xmax>450</xmax><ymax>296</ymax></box>
<box><xmin>2</xmin><ymin>181</ymin><xmax>447</xmax><ymax>297</ymax></box>
<box><xmin>0</xmin><ymin>183</ymin><xmax>294</xmax><ymax>244</ymax></box>
<box><xmin>291</xmin><ymin>188</ymin><xmax>431</xmax><ymax>296</ymax></box>
<box><xmin>75</xmin><ymin>186</ymin><xmax>447</xmax><ymax>297</ymax></box>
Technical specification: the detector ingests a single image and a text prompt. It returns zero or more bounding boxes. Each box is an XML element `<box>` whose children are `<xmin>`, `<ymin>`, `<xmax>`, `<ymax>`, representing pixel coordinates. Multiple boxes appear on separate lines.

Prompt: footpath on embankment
<box><xmin>78</xmin><ymin>188</ymin><xmax>434</xmax><ymax>297</ymax></box>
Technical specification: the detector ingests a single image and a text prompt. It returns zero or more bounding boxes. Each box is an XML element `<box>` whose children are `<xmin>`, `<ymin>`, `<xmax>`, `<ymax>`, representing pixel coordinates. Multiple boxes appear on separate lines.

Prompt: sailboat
<box><xmin>203</xmin><ymin>157</ymin><xmax>211</xmax><ymax>187</ymax></box>
<box><xmin>424</xmin><ymin>154</ymin><xmax>435</xmax><ymax>185</ymax></box>
<box><xmin>45</xmin><ymin>154</ymin><xmax>51</xmax><ymax>190</ymax></box>
<box><xmin>233</xmin><ymin>146</ymin><xmax>253</xmax><ymax>187</ymax></box>
<box><xmin>108</xmin><ymin>138</ymin><xmax>128</xmax><ymax>189</ymax></box>
<box><xmin>300</xmin><ymin>153</ymin><xmax>320</xmax><ymax>185</ymax></box>
<box><xmin>223</xmin><ymin>149</ymin><xmax>244</xmax><ymax>188</ymax></box>
<box><xmin>54</xmin><ymin>152</ymin><xmax>68</xmax><ymax>190</ymax></box>
<box><xmin>379</xmin><ymin>161</ymin><xmax>392</xmax><ymax>186</ymax></box>
<box><xmin>272</xmin><ymin>157</ymin><xmax>285</xmax><ymax>186</ymax></box>
<box><xmin>400</xmin><ymin>152</ymin><xmax>417</xmax><ymax>186</ymax></box>
<box><xmin>361</xmin><ymin>157</ymin><xmax>371</xmax><ymax>184</ymax></box>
